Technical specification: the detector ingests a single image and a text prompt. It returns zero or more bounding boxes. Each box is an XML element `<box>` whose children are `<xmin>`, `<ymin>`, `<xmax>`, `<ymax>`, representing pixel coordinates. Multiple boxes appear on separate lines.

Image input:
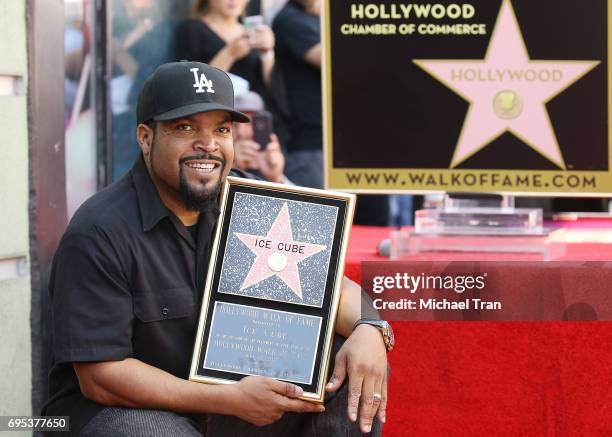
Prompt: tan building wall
<box><xmin>0</xmin><ymin>0</ymin><xmax>32</xmax><ymax>422</ymax></box>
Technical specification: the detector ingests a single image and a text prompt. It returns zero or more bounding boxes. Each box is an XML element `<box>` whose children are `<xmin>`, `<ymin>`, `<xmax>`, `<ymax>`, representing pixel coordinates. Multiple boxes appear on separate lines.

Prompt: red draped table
<box><xmin>345</xmin><ymin>223</ymin><xmax>612</xmax><ymax>437</ymax></box>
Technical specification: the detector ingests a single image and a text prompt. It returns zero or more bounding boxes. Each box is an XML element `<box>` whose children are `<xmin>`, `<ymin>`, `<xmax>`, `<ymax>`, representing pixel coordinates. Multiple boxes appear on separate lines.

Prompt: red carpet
<box><xmin>383</xmin><ymin>322</ymin><xmax>612</xmax><ymax>436</ymax></box>
<box><xmin>344</xmin><ymin>226</ymin><xmax>612</xmax><ymax>436</ymax></box>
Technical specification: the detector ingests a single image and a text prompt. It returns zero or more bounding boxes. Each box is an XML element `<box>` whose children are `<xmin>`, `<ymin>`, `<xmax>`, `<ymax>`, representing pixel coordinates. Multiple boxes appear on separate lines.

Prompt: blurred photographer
<box><xmin>233</xmin><ymin>91</ymin><xmax>290</xmax><ymax>184</ymax></box>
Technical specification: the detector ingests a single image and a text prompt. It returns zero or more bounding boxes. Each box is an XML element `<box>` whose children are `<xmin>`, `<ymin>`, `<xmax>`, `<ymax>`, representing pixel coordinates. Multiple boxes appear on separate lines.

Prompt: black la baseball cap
<box><xmin>136</xmin><ymin>61</ymin><xmax>250</xmax><ymax>124</ymax></box>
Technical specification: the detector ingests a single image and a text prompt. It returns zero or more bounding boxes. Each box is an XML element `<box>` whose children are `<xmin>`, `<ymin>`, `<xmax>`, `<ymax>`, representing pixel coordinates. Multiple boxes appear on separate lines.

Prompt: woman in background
<box><xmin>176</xmin><ymin>0</ymin><xmax>275</xmax><ymax>97</ymax></box>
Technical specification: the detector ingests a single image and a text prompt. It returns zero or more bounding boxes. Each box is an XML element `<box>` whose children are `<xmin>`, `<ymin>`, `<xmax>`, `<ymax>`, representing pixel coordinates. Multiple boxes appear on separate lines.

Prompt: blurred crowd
<box><xmin>95</xmin><ymin>0</ymin><xmax>404</xmax><ymax>225</ymax></box>
<box><xmin>107</xmin><ymin>0</ymin><xmax>323</xmax><ymax>188</ymax></box>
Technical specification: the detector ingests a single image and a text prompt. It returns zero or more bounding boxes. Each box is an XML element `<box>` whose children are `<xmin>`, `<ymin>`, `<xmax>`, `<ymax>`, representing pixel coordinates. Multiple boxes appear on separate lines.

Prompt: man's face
<box><xmin>139</xmin><ymin>111</ymin><xmax>234</xmax><ymax>211</ymax></box>
<box><xmin>233</xmin><ymin>113</ymin><xmax>254</xmax><ymax>142</ymax></box>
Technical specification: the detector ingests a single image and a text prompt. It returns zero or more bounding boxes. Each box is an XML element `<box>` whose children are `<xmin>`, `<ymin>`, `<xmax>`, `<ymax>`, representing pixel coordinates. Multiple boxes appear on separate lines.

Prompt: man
<box><xmin>44</xmin><ymin>61</ymin><xmax>391</xmax><ymax>436</ymax></box>
<box><xmin>273</xmin><ymin>0</ymin><xmax>392</xmax><ymax>225</ymax></box>
<box><xmin>273</xmin><ymin>0</ymin><xmax>323</xmax><ymax>189</ymax></box>
<box><xmin>232</xmin><ymin>90</ymin><xmax>288</xmax><ymax>184</ymax></box>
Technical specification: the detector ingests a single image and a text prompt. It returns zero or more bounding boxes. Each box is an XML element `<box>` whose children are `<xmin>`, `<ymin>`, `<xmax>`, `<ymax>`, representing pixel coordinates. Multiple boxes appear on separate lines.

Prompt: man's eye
<box><xmin>177</xmin><ymin>124</ymin><xmax>193</xmax><ymax>131</ymax></box>
<box><xmin>219</xmin><ymin>126</ymin><xmax>231</xmax><ymax>134</ymax></box>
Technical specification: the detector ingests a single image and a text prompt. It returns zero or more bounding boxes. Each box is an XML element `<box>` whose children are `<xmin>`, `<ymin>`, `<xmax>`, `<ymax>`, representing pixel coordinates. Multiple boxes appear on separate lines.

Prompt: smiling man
<box><xmin>43</xmin><ymin>61</ymin><xmax>390</xmax><ymax>437</ymax></box>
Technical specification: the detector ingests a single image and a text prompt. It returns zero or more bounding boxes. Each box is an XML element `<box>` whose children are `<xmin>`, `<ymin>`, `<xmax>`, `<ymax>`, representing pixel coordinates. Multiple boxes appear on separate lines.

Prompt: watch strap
<box><xmin>353</xmin><ymin>318</ymin><xmax>394</xmax><ymax>352</ymax></box>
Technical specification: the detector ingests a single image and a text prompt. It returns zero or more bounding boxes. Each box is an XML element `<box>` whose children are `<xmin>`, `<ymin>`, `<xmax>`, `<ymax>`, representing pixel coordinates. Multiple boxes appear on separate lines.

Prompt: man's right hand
<box><xmin>229</xmin><ymin>376</ymin><xmax>325</xmax><ymax>426</ymax></box>
<box><xmin>74</xmin><ymin>359</ymin><xmax>323</xmax><ymax>427</ymax></box>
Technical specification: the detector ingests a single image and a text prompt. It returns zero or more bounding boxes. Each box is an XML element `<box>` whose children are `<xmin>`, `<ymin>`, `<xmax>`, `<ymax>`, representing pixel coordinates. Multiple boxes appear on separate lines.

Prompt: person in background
<box><xmin>176</xmin><ymin>0</ymin><xmax>275</xmax><ymax>98</ymax></box>
<box><xmin>233</xmin><ymin>91</ymin><xmax>289</xmax><ymax>184</ymax></box>
<box><xmin>261</xmin><ymin>0</ymin><xmax>290</xmax><ymax>23</ymax></box>
<box><xmin>272</xmin><ymin>0</ymin><xmax>322</xmax><ymax>189</ymax></box>
<box><xmin>272</xmin><ymin>0</ymin><xmax>391</xmax><ymax>224</ymax></box>
<box><xmin>110</xmin><ymin>0</ymin><xmax>193</xmax><ymax>180</ymax></box>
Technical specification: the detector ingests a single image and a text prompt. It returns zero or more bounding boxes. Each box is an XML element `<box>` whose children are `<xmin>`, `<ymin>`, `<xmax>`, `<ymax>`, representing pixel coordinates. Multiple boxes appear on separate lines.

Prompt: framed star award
<box><xmin>190</xmin><ymin>177</ymin><xmax>355</xmax><ymax>402</ymax></box>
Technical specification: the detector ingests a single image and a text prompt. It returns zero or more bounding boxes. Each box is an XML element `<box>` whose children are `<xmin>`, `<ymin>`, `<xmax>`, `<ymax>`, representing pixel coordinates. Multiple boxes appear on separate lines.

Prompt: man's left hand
<box><xmin>326</xmin><ymin>324</ymin><xmax>388</xmax><ymax>433</ymax></box>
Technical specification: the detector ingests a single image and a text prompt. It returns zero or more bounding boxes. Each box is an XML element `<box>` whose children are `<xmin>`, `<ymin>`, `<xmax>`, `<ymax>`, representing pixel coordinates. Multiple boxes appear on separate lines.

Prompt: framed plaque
<box><xmin>190</xmin><ymin>177</ymin><xmax>356</xmax><ymax>402</ymax></box>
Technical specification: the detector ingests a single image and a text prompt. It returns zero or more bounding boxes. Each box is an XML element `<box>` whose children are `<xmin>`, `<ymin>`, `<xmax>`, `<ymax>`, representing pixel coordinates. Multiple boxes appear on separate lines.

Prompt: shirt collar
<box><xmin>131</xmin><ymin>155</ymin><xmax>223</xmax><ymax>233</ymax></box>
<box><xmin>131</xmin><ymin>155</ymin><xmax>172</xmax><ymax>232</ymax></box>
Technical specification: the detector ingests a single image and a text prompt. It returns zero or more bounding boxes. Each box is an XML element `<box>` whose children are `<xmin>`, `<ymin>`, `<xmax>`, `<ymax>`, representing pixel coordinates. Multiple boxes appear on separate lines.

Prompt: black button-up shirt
<box><xmin>44</xmin><ymin>156</ymin><xmax>248</xmax><ymax>434</ymax></box>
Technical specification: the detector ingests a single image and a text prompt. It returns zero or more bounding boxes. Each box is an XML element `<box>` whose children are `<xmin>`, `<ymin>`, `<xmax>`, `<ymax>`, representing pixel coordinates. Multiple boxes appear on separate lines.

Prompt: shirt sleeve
<box><xmin>50</xmin><ymin>227</ymin><xmax>134</xmax><ymax>364</ymax></box>
<box><xmin>273</xmin><ymin>12</ymin><xmax>320</xmax><ymax>60</ymax></box>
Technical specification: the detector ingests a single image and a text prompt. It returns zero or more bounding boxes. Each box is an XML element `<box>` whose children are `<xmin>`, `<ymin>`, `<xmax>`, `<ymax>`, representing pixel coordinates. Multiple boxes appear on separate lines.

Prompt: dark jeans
<box><xmin>284</xmin><ymin>150</ymin><xmax>324</xmax><ymax>189</ymax></box>
<box><xmin>80</xmin><ymin>336</ymin><xmax>382</xmax><ymax>436</ymax></box>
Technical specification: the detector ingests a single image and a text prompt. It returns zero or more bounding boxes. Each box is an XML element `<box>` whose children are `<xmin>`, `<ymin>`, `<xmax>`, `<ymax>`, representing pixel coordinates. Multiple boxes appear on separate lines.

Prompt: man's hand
<box><xmin>256</xmin><ymin>134</ymin><xmax>285</xmax><ymax>183</ymax></box>
<box><xmin>234</xmin><ymin>134</ymin><xmax>285</xmax><ymax>183</ymax></box>
<box><xmin>326</xmin><ymin>325</ymin><xmax>388</xmax><ymax>433</ymax></box>
<box><xmin>230</xmin><ymin>376</ymin><xmax>324</xmax><ymax>426</ymax></box>
<box><xmin>234</xmin><ymin>138</ymin><xmax>260</xmax><ymax>170</ymax></box>
<box><xmin>74</xmin><ymin>359</ymin><xmax>323</xmax><ymax>425</ymax></box>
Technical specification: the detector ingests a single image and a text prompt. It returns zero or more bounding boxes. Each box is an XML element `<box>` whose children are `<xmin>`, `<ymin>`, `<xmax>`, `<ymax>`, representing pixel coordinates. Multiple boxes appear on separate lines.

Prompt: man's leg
<box><xmin>205</xmin><ymin>335</ymin><xmax>383</xmax><ymax>437</ymax></box>
<box><xmin>284</xmin><ymin>150</ymin><xmax>324</xmax><ymax>189</ymax></box>
<box><xmin>79</xmin><ymin>407</ymin><xmax>203</xmax><ymax>437</ymax></box>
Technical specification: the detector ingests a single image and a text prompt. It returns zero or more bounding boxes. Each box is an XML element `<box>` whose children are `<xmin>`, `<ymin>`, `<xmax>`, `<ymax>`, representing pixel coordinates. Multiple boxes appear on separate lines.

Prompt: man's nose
<box><xmin>193</xmin><ymin>132</ymin><xmax>218</xmax><ymax>153</ymax></box>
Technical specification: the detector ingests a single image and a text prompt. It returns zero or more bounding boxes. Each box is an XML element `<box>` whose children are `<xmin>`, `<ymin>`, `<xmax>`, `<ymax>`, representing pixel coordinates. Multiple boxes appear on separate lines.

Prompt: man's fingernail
<box><xmin>318</xmin><ymin>406</ymin><xmax>325</xmax><ymax>412</ymax></box>
<box><xmin>350</xmin><ymin>413</ymin><xmax>357</xmax><ymax>421</ymax></box>
<box><xmin>381</xmin><ymin>414</ymin><xmax>386</xmax><ymax>423</ymax></box>
<box><xmin>364</xmin><ymin>425</ymin><xmax>371</xmax><ymax>433</ymax></box>
<box><xmin>294</xmin><ymin>386</ymin><xmax>303</xmax><ymax>396</ymax></box>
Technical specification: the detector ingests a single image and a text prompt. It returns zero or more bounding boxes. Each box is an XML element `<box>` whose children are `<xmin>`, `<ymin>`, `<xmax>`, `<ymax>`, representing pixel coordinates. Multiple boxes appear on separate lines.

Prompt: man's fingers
<box><xmin>266</xmin><ymin>134</ymin><xmax>280</xmax><ymax>150</ymax></box>
<box><xmin>326</xmin><ymin>352</ymin><xmax>347</xmax><ymax>393</ymax></box>
<box><xmin>269</xmin><ymin>379</ymin><xmax>304</xmax><ymax>398</ymax></box>
<box><xmin>282</xmin><ymin>398</ymin><xmax>326</xmax><ymax>414</ymax></box>
<box><xmin>236</xmin><ymin>158</ymin><xmax>256</xmax><ymax>170</ymax></box>
<box><xmin>237</xmin><ymin>147</ymin><xmax>258</xmax><ymax>159</ymax></box>
<box><xmin>268</xmin><ymin>380</ymin><xmax>325</xmax><ymax>413</ymax></box>
<box><xmin>359</xmin><ymin>371</ymin><xmax>384</xmax><ymax>434</ymax></box>
<box><xmin>346</xmin><ymin>371</ymin><xmax>364</xmax><ymax>423</ymax></box>
<box><xmin>377</xmin><ymin>370</ymin><xmax>388</xmax><ymax>424</ymax></box>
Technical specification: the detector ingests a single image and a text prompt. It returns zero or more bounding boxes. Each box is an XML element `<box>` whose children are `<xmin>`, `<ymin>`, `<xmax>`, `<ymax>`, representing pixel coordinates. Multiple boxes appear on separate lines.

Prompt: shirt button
<box><xmin>161</xmin><ymin>307</ymin><xmax>169</xmax><ymax>316</ymax></box>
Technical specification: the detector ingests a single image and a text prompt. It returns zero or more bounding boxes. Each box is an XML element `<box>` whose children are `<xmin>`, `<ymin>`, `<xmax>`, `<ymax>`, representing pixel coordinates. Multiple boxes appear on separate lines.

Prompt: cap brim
<box><xmin>154</xmin><ymin>102</ymin><xmax>250</xmax><ymax>123</ymax></box>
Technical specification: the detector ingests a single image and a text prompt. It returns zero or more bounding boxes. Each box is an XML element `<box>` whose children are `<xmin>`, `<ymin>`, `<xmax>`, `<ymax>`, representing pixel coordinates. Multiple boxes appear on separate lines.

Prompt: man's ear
<box><xmin>136</xmin><ymin>123</ymin><xmax>154</xmax><ymax>158</ymax></box>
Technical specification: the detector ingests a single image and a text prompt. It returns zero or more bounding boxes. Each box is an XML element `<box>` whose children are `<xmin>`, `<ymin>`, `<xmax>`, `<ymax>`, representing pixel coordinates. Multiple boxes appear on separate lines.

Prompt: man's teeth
<box><xmin>186</xmin><ymin>162</ymin><xmax>216</xmax><ymax>173</ymax></box>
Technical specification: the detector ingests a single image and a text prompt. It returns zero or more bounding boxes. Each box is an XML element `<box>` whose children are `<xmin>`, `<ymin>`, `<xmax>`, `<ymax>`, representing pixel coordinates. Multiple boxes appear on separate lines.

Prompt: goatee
<box><xmin>178</xmin><ymin>155</ymin><xmax>225</xmax><ymax>212</ymax></box>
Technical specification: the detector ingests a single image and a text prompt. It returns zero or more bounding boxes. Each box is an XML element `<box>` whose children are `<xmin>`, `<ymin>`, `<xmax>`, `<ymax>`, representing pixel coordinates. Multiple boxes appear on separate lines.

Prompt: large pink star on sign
<box><xmin>413</xmin><ymin>0</ymin><xmax>599</xmax><ymax>169</ymax></box>
<box><xmin>234</xmin><ymin>203</ymin><xmax>326</xmax><ymax>299</ymax></box>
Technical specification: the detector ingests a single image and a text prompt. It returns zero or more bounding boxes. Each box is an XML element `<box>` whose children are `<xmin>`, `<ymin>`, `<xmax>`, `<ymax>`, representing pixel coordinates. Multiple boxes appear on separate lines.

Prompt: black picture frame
<box><xmin>190</xmin><ymin>177</ymin><xmax>355</xmax><ymax>402</ymax></box>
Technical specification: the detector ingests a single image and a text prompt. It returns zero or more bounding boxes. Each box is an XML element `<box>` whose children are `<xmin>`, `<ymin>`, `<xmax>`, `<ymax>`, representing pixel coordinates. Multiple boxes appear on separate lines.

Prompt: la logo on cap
<box><xmin>190</xmin><ymin>67</ymin><xmax>215</xmax><ymax>94</ymax></box>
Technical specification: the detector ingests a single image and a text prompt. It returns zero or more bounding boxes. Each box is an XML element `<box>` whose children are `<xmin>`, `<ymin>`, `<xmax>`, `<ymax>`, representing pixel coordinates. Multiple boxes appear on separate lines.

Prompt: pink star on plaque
<box><xmin>234</xmin><ymin>203</ymin><xmax>326</xmax><ymax>299</ymax></box>
<box><xmin>413</xmin><ymin>0</ymin><xmax>599</xmax><ymax>169</ymax></box>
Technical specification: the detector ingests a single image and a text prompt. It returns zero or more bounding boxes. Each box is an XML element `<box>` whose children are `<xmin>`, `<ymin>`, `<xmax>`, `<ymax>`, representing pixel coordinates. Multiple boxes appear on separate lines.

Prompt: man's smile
<box><xmin>183</xmin><ymin>160</ymin><xmax>220</xmax><ymax>174</ymax></box>
<box><xmin>181</xmin><ymin>154</ymin><xmax>225</xmax><ymax>177</ymax></box>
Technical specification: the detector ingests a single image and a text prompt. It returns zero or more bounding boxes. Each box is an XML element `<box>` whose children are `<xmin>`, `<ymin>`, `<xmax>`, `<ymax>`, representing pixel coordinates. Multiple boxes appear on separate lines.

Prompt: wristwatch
<box><xmin>353</xmin><ymin>319</ymin><xmax>395</xmax><ymax>352</ymax></box>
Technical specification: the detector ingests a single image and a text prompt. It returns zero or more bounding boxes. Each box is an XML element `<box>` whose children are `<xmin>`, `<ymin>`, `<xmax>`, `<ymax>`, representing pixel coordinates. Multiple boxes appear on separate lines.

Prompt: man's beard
<box><xmin>178</xmin><ymin>154</ymin><xmax>225</xmax><ymax>212</ymax></box>
<box><xmin>149</xmin><ymin>139</ymin><xmax>226</xmax><ymax>212</ymax></box>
